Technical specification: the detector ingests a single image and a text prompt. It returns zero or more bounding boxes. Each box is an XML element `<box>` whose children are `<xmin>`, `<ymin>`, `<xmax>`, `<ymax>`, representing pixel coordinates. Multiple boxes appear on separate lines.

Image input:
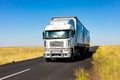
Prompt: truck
<box><xmin>43</xmin><ymin>16</ymin><xmax>90</xmax><ymax>62</ymax></box>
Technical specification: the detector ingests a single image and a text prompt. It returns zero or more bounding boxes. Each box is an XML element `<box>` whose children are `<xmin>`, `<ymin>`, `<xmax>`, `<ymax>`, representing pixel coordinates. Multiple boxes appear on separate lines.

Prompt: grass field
<box><xmin>0</xmin><ymin>47</ymin><xmax>44</xmax><ymax>65</ymax></box>
<box><xmin>75</xmin><ymin>46</ymin><xmax>120</xmax><ymax>80</ymax></box>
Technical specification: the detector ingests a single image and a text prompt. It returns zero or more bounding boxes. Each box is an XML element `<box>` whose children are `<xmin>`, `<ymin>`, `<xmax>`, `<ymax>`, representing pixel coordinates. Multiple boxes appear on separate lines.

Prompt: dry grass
<box><xmin>74</xmin><ymin>68</ymin><xmax>89</xmax><ymax>80</ymax></box>
<box><xmin>0</xmin><ymin>47</ymin><xmax>44</xmax><ymax>65</ymax></box>
<box><xmin>75</xmin><ymin>46</ymin><xmax>120</xmax><ymax>80</ymax></box>
<box><xmin>92</xmin><ymin>46</ymin><xmax>120</xmax><ymax>80</ymax></box>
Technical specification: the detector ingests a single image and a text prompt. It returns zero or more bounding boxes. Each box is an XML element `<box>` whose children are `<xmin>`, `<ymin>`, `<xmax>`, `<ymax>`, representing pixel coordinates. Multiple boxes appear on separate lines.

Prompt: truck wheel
<box><xmin>86</xmin><ymin>47</ymin><xmax>89</xmax><ymax>53</ymax></box>
<box><xmin>70</xmin><ymin>55</ymin><xmax>74</xmax><ymax>62</ymax></box>
<box><xmin>69</xmin><ymin>49</ymin><xmax>74</xmax><ymax>62</ymax></box>
<box><xmin>45</xmin><ymin>58</ymin><xmax>51</xmax><ymax>62</ymax></box>
<box><xmin>80</xmin><ymin>47</ymin><xmax>85</xmax><ymax>57</ymax></box>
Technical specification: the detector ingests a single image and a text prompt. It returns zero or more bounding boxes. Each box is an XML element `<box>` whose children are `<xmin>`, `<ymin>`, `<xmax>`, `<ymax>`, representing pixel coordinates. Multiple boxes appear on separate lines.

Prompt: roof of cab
<box><xmin>45</xmin><ymin>24</ymin><xmax>73</xmax><ymax>31</ymax></box>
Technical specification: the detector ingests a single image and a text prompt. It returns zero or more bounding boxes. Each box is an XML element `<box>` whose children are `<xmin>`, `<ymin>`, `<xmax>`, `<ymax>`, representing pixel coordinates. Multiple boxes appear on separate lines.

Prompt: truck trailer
<box><xmin>43</xmin><ymin>16</ymin><xmax>90</xmax><ymax>62</ymax></box>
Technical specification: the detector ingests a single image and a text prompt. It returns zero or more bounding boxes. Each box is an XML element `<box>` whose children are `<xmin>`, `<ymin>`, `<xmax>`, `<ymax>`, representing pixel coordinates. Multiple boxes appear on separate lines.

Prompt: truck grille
<box><xmin>50</xmin><ymin>41</ymin><xmax>63</xmax><ymax>47</ymax></box>
<box><xmin>51</xmin><ymin>48</ymin><xmax>63</xmax><ymax>53</ymax></box>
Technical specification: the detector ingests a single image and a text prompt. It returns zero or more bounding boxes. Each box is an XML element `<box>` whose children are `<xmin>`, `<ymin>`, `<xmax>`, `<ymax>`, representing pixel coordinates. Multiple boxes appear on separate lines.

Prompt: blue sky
<box><xmin>0</xmin><ymin>0</ymin><xmax>120</xmax><ymax>47</ymax></box>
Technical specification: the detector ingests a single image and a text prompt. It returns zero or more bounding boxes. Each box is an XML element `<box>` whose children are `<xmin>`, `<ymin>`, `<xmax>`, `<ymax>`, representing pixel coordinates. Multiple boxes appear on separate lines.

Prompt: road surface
<box><xmin>0</xmin><ymin>46</ymin><xmax>98</xmax><ymax>80</ymax></box>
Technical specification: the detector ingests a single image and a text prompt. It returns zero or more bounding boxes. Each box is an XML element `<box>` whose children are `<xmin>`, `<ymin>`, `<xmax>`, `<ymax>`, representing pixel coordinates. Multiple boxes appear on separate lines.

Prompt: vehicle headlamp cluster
<box><xmin>63</xmin><ymin>48</ymin><xmax>70</xmax><ymax>52</ymax></box>
<box><xmin>45</xmin><ymin>48</ymin><xmax>50</xmax><ymax>52</ymax></box>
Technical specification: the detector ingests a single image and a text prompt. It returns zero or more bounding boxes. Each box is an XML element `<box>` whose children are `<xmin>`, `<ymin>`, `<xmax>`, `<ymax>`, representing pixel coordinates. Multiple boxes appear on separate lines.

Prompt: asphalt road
<box><xmin>0</xmin><ymin>46</ymin><xmax>98</xmax><ymax>80</ymax></box>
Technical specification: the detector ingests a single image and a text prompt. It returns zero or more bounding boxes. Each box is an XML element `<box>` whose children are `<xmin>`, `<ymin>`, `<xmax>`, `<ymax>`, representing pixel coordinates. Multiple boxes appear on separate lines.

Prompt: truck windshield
<box><xmin>45</xmin><ymin>30</ymin><xmax>70</xmax><ymax>39</ymax></box>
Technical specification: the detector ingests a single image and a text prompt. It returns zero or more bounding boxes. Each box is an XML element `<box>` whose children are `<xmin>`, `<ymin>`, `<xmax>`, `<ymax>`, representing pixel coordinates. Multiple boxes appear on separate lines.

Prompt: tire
<box><xmin>86</xmin><ymin>47</ymin><xmax>89</xmax><ymax>53</ymax></box>
<box><xmin>81</xmin><ymin>47</ymin><xmax>85</xmax><ymax>56</ymax></box>
<box><xmin>45</xmin><ymin>58</ymin><xmax>51</xmax><ymax>62</ymax></box>
<box><xmin>69</xmin><ymin>48</ymin><xmax>74</xmax><ymax>62</ymax></box>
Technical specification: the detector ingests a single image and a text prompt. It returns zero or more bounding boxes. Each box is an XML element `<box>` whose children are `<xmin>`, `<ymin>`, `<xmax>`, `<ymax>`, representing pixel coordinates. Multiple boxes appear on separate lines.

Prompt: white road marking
<box><xmin>0</xmin><ymin>68</ymin><xmax>31</xmax><ymax>80</ymax></box>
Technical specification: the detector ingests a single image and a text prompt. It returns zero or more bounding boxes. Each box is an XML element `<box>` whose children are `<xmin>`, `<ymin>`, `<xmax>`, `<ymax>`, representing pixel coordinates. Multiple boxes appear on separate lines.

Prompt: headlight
<box><xmin>64</xmin><ymin>48</ymin><xmax>70</xmax><ymax>52</ymax></box>
<box><xmin>45</xmin><ymin>48</ymin><xmax>50</xmax><ymax>52</ymax></box>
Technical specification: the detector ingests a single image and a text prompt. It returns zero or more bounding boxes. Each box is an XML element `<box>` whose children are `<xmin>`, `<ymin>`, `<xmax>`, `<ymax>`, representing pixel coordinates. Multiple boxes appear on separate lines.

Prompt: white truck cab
<box><xmin>43</xmin><ymin>17</ymin><xmax>90</xmax><ymax>62</ymax></box>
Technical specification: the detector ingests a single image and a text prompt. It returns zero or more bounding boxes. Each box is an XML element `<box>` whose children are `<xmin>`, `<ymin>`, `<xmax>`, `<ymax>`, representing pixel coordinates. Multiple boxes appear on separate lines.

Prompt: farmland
<box><xmin>75</xmin><ymin>46</ymin><xmax>120</xmax><ymax>80</ymax></box>
<box><xmin>0</xmin><ymin>47</ymin><xmax>44</xmax><ymax>65</ymax></box>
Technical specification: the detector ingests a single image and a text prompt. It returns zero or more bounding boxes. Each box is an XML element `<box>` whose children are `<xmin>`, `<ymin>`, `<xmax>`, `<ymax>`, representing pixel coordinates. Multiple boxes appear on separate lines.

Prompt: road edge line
<box><xmin>0</xmin><ymin>68</ymin><xmax>31</xmax><ymax>80</ymax></box>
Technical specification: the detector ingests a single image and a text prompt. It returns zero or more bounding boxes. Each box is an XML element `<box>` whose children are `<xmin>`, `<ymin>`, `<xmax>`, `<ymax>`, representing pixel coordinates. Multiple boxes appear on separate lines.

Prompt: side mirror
<box><xmin>43</xmin><ymin>32</ymin><xmax>45</xmax><ymax>39</ymax></box>
<box><xmin>72</xmin><ymin>30</ymin><xmax>75</xmax><ymax>37</ymax></box>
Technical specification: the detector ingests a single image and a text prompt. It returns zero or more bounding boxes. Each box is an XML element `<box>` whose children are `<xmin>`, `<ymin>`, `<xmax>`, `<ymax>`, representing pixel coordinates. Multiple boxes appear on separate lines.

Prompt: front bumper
<box><xmin>44</xmin><ymin>52</ymin><xmax>71</xmax><ymax>58</ymax></box>
<box><xmin>44</xmin><ymin>48</ymin><xmax>71</xmax><ymax>58</ymax></box>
